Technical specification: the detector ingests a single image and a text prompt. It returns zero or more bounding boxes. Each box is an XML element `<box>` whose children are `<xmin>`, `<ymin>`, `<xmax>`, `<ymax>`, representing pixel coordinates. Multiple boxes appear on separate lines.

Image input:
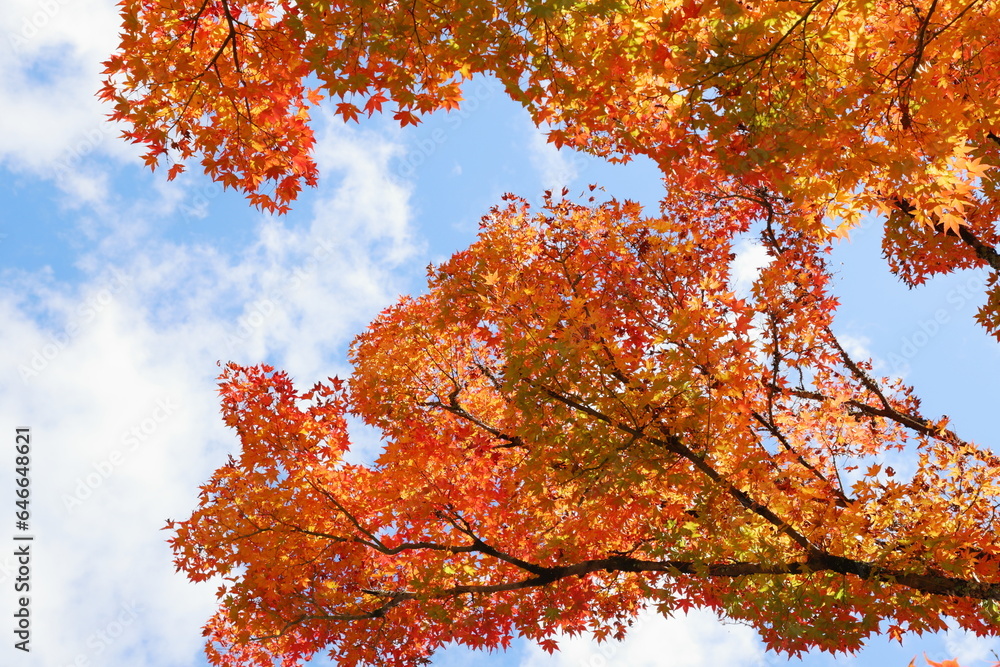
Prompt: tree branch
<box><xmin>889</xmin><ymin>195</ymin><xmax>1000</xmax><ymax>271</ymax></box>
<box><xmin>534</xmin><ymin>383</ymin><xmax>818</xmax><ymax>554</ymax></box>
<box><xmin>357</xmin><ymin>552</ymin><xmax>1000</xmax><ymax>603</ymax></box>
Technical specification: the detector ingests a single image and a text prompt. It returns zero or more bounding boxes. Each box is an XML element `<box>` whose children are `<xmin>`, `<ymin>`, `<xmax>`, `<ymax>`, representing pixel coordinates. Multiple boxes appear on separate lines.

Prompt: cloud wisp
<box><xmin>0</xmin><ymin>120</ymin><xmax>419</xmax><ymax>666</ymax></box>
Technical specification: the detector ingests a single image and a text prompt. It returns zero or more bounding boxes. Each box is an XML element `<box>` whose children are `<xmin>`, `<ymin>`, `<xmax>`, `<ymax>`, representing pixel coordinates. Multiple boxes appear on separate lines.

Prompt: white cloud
<box><xmin>944</xmin><ymin>623</ymin><xmax>1000</xmax><ymax>666</ymax></box>
<box><xmin>519</xmin><ymin>608</ymin><xmax>766</xmax><ymax>667</ymax></box>
<box><xmin>731</xmin><ymin>239</ymin><xmax>772</xmax><ymax>299</ymax></box>
<box><xmin>527</xmin><ymin>127</ymin><xmax>582</xmax><ymax>195</ymax></box>
<box><xmin>0</xmin><ymin>282</ymin><xmax>226</xmax><ymax>666</ymax></box>
<box><xmin>0</xmin><ymin>119</ymin><xmax>420</xmax><ymax>666</ymax></box>
<box><xmin>835</xmin><ymin>333</ymin><xmax>873</xmax><ymax>364</ymax></box>
<box><xmin>213</xmin><ymin>120</ymin><xmax>421</xmax><ymax>382</ymax></box>
<box><xmin>0</xmin><ymin>0</ymin><xmax>125</xmax><ymax>175</ymax></box>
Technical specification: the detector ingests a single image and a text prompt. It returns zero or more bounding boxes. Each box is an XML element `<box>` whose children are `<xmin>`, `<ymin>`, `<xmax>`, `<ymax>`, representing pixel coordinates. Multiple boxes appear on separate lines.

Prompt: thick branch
<box><xmin>956</xmin><ymin>225</ymin><xmax>1000</xmax><ymax>271</ymax></box>
<box><xmin>889</xmin><ymin>195</ymin><xmax>1000</xmax><ymax>271</ymax></box>
<box><xmin>249</xmin><ymin>549</ymin><xmax>1000</xmax><ymax>644</ymax></box>
<box><xmin>358</xmin><ymin>552</ymin><xmax>1000</xmax><ymax>604</ymax></box>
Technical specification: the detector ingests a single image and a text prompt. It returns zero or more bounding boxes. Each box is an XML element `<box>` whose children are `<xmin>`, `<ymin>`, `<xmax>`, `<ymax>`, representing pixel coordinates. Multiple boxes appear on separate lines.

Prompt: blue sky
<box><xmin>0</xmin><ymin>0</ymin><xmax>998</xmax><ymax>666</ymax></box>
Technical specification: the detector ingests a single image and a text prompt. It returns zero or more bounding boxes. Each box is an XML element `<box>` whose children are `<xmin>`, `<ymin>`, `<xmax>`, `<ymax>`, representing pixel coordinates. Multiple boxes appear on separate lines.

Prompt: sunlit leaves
<box><xmin>104</xmin><ymin>0</ymin><xmax>1000</xmax><ymax>662</ymax></box>
<box><xmin>172</xmin><ymin>194</ymin><xmax>1000</xmax><ymax>666</ymax></box>
<box><xmin>104</xmin><ymin>0</ymin><xmax>1000</xmax><ymax>331</ymax></box>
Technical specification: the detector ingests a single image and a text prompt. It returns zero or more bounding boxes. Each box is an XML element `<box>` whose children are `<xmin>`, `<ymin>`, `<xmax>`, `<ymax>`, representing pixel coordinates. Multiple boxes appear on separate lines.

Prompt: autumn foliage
<box><xmin>166</xmin><ymin>192</ymin><xmax>1000</xmax><ymax>666</ymax></box>
<box><xmin>102</xmin><ymin>0</ymin><xmax>1000</xmax><ymax>663</ymax></box>
<box><xmin>101</xmin><ymin>0</ymin><xmax>1000</xmax><ymax>331</ymax></box>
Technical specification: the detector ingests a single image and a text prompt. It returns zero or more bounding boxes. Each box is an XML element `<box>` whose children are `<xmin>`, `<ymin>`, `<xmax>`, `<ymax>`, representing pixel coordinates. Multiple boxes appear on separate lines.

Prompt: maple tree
<box><xmin>170</xmin><ymin>192</ymin><xmax>1000</xmax><ymax>666</ymax></box>
<box><xmin>102</xmin><ymin>0</ymin><xmax>1000</xmax><ymax>663</ymax></box>
<box><xmin>102</xmin><ymin>0</ymin><xmax>1000</xmax><ymax>331</ymax></box>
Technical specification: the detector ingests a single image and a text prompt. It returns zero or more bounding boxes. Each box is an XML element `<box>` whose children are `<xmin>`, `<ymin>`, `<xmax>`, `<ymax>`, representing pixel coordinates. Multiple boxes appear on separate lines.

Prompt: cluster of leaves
<box><xmin>170</xmin><ymin>192</ymin><xmax>1000</xmax><ymax>666</ymax></box>
<box><xmin>103</xmin><ymin>0</ymin><xmax>1000</xmax><ymax>323</ymax></box>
